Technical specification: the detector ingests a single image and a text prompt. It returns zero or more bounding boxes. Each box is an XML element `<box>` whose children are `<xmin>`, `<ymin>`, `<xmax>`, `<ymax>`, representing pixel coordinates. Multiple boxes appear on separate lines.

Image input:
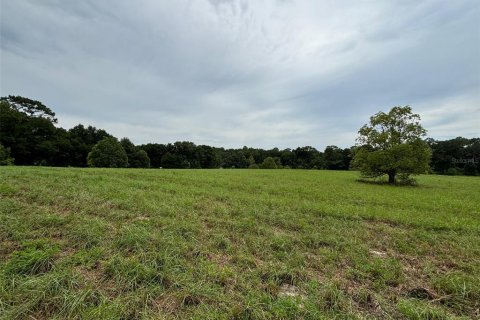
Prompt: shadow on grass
<box><xmin>355</xmin><ymin>178</ymin><xmax>419</xmax><ymax>187</ymax></box>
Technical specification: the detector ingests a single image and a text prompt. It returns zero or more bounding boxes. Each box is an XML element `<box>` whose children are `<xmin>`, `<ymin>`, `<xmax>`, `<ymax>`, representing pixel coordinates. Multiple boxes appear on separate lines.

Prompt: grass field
<box><xmin>0</xmin><ymin>167</ymin><xmax>479</xmax><ymax>319</ymax></box>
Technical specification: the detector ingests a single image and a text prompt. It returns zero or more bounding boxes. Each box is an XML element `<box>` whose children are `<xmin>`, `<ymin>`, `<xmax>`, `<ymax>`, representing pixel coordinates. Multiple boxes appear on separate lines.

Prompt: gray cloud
<box><xmin>1</xmin><ymin>0</ymin><xmax>479</xmax><ymax>149</ymax></box>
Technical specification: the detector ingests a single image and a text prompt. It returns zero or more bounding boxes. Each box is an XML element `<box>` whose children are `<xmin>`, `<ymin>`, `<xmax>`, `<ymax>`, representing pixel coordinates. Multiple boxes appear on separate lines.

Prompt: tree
<box><xmin>428</xmin><ymin>137</ymin><xmax>479</xmax><ymax>175</ymax></box>
<box><xmin>119</xmin><ymin>138</ymin><xmax>150</xmax><ymax>168</ymax></box>
<box><xmin>352</xmin><ymin>106</ymin><xmax>431</xmax><ymax>184</ymax></box>
<box><xmin>68</xmin><ymin>125</ymin><xmax>112</xmax><ymax>167</ymax></box>
<box><xmin>160</xmin><ymin>152</ymin><xmax>179</xmax><ymax>168</ymax></box>
<box><xmin>0</xmin><ymin>97</ymin><xmax>59</xmax><ymax>165</ymax></box>
<box><xmin>87</xmin><ymin>138</ymin><xmax>128</xmax><ymax>168</ymax></box>
<box><xmin>130</xmin><ymin>150</ymin><xmax>151</xmax><ymax>168</ymax></box>
<box><xmin>260</xmin><ymin>156</ymin><xmax>277</xmax><ymax>169</ymax></box>
<box><xmin>140</xmin><ymin>143</ymin><xmax>168</xmax><ymax>168</ymax></box>
<box><xmin>294</xmin><ymin>146</ymin><xmax>319</xmax><ymax>169</ymax></box>
<box><xmin>0</xmin><ymin>95</ymin><xmax>57</xmax><ymax>123</ymax></box>
<box><xmin>0</xmin><ymin>143</ymin><xmax>14</xmax><ymax>165</ymax></box>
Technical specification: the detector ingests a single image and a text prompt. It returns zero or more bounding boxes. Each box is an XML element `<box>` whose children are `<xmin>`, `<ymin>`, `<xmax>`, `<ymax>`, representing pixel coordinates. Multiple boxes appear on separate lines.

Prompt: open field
<box><xmin>0</xmin><ymin>167</ymin><xmax>479</xmax><ymax>319</ymax></box>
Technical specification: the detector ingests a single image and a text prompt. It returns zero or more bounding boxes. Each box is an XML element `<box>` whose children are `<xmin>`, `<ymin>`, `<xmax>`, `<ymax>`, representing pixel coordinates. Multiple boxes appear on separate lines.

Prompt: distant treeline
<box><xmin>1</xmin><ymin>95</ymin><xmax>479</xmax><ymax>175</ymax></box>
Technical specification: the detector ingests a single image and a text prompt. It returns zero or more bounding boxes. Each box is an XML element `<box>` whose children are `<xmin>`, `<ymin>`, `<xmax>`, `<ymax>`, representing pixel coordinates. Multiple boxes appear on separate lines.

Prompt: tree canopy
<box><xmin>87</xmin><ymin>138</ymin><xmax>128</xmax><ymax>168</ymax></box>
<box><xmin>353</xmin><ymin>106</ymin><xmax>431</xmax><ymax>184</ymax></box>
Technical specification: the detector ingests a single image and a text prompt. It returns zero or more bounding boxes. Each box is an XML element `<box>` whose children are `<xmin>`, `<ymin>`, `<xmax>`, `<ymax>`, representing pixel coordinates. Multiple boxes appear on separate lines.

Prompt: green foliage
<box><xmin>0</xmin><ymin>143</ymin><xmax>14</xmax><ymax>165</ymax></box>
<box><xmin>120</xmin><ymin>138</ymin><xmax>150</xmax><ymax>168</ymax></box>
<box><xmin>353</xmin><ymin>106</ymin><xmax>431</xmax><ymax>184</ymax></box>
<box><xmin>87</xmin><ymin>137</ymin><xmax>128</xmax><ymax>168</ymax></box>
<box><xmin>0</xmin><ymin>95</ymin><xmax>57</xmax><ymax>123</ymax></box>
<box><xmin>428</xmin><ymin>137</ymin><xmax>479</xmax><ymax>176</ymax></box>
<box><xmin>68</xmin><ymin>124</ymin><xmax>113</xmax><ymax>167</ymax></box>
<box><xmin>0</xmin><ymin>98</ymin><xmax>59</xmax><ymax>165</ymax></box>
<box><xmin>260</xmin><ymin>156</ymin><xmax>278</xmax><ymax>169</ymax></box>
<box><xmin>130</xmin><ymin>149</ymin><xmax>150</xmax><ymax>168</ymax></box>
<box><xmin>324</xmin><ymin>145</ymin><xmax>351</xmax><ymax>170</ymax></box>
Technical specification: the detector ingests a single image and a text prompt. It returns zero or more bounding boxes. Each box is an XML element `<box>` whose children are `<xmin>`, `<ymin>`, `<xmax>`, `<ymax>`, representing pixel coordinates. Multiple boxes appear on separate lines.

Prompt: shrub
<box><xmin>0</xmin><ymin>143</ymin><xmax>14</xmax><ymax>165</ymax></box>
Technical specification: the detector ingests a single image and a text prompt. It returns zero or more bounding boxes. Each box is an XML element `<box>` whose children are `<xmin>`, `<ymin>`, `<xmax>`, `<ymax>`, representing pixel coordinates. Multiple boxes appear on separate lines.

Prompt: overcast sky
<box><xmin>1</xmin><ymin>0</ymin><xmax>479</xmax><ymax>149</ymax></box>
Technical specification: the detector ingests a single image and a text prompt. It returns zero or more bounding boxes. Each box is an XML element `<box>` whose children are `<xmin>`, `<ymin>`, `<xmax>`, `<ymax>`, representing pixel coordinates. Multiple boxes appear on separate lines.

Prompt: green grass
<box><xmin>0</xmin><ymin>167</ymin><xmax>479</xmax><ymax>319</ymax></box>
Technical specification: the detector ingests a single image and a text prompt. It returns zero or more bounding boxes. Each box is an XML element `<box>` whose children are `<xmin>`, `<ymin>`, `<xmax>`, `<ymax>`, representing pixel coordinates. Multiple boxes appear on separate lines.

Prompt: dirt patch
<box><xmin>369</xmin><ymin>249</ymin><xmax>387</xmax><ymax>258</ymax></box>
<box><xmin>153</xmin><ymin>295</ymin><xmax>182</xmax><ymax>314</ymax></box>
<box><xmin>208</xmin><ymin>253</ymin><xmax>231</xmax><ymax>268</ymax></box>
<box><xmin>278</xmin><ymin>284</ymin><xmax>305</xmax><ymax>299</ymax></box>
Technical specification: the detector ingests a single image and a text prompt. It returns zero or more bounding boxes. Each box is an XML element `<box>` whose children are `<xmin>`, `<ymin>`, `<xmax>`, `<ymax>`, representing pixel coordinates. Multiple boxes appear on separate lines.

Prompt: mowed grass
<box><xmin>0</xmin><ymin>167</ymin><xmax>479</xmax><ymax>319</ymax></box>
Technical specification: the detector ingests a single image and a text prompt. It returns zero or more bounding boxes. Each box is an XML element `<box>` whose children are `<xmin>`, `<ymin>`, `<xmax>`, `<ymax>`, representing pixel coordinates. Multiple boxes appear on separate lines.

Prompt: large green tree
<box><xmin>87</xmin><ymin>138</ymin><xmax>128</xmax><ymax>168</ymax></box>
<box><xmin>0</xmin><ymin>96</ymin><xmax>59</xmax><ymax>165</ymax></box>
<box><xmin>120</xmin><ymin>137</ymin><xmax>151</xmax><ymax>168</ymax></box>
<box><xmin>352</xmin><ymin>106</ymin><xmax>431</xmax><ymax>184</ymax></box>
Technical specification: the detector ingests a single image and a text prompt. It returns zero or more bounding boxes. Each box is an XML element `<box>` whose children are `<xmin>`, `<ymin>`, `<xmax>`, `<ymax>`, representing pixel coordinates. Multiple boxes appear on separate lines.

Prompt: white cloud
<box><xmin>1</xmin><ymin>0</ymin><xmax>479</xmax><ymax>149</ymax></box>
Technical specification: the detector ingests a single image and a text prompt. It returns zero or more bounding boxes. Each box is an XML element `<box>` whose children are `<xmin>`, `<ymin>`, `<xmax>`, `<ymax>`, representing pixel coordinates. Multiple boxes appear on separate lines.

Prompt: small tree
<box><xmin>352</xmin><ymin>106</ymin><xmax>431</xmax><ymax>184</ymax></box>
<box><xmin>260</xmin><ymin>157</ymin><xmax>277</xmax><ymax>169</ymax></box>
<box><xmin>87</xmin><ymin>137</ymin><xmax>128</xmax><ymax>168</ymax></box>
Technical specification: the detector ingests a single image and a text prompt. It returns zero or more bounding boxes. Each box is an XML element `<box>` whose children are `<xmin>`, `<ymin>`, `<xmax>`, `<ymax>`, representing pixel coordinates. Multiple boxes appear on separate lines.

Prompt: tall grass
<box><xmin>1</xmin><ymin>167</ymin><xmax>479</xmax><ymax>319</ymax></box>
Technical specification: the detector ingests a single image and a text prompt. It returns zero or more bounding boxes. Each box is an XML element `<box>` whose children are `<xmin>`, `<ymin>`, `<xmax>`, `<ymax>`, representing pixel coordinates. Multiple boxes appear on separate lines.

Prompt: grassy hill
<box><xmin>1</xmin><ymin>167</ymin><xmax>479</xmax><ymax>319</ymax></box>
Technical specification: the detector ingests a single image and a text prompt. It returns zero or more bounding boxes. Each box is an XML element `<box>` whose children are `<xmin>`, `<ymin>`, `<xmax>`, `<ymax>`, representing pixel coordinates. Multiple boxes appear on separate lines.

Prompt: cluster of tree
<box><xmin>139</xmin><ymin>142</ymin><xmax>352</xmax><ymax>170</ymax></box>
<box><xmin>0</xmin><ymin>96</ymin><xmax>146</xmax><ymax>168</ymax></box>
<box><xmin>0</xmin><ymin>96</ymin><xmax>478</xmax><ymax>176</ymax></box>
<box><xmin>427</xmin><ymin>137</ymin><xmax>480</xmax><ymax>176</ymax></box>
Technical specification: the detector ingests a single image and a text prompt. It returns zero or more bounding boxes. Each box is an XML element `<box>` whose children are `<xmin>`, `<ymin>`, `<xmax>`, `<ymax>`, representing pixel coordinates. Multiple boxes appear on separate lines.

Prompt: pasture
<box><xmin>0</xmin><ymin>167</ymin><xmax>479</xmax><ymax>319</ymax></box>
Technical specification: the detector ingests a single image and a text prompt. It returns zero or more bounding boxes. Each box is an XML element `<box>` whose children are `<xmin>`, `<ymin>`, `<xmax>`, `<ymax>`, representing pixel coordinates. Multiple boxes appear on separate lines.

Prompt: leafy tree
<box><xmin>323</xmin><ymin>146</ymin><xmax>352</xmax><ymax>170</ymax></box>
<box><xmin>141</xmin><ymin>143</ymin><xmax>168</xmax><ymax>168</ymax></box>
<box><xmin>129</xmin><ymin>150</ymin><xmax>150</xmax><ymax>168</ymax></box>
<box><xmin>352</xmin><ymin>106</ymin><xmax>431</xmax><ymax>184</ymax></box>
<box><xmin>120</xmin><ymin>138</ymin><xmax>137</xmax><ymax>157</ymax></box>
<box><xmin>260</xmin><ymin>157</ymin><xmax>277</xmax><ymax>169</ymax></box>
<box><xmin>428</xmin><ymin>137</ymin><xmax>479</xmax><ymax>175</ymax></box>
<box><xmin>0</xmin><ymin>143</ymin><xmax>14</xmax><ymax>165</ymax></box>
<box><xmin>119</xmin><ymin>138</ymin><xmax>150</xmax><ymax>168</ymax></box>
<box><xmin>221</xmin><ymin>150</ymin><xmax>248</xmax><ymax>168</ymax></box>
<box><xmin>87</xmin><ymin>138</ymin><xmax>128</xmax><ymax>168</ymax></box>
<box><xmin>294</xmin><ymin>146</ymin><xmax>319</xmax><ymax>169</ymax></box>
<box><xmin>196</xmin><ymin>145</ymin><xmax>219</xmax><ymax>168</ymax></box>
<box><xmin>68</xmin><ymin>125</ymin><xmax>112</xmax><ymax>167</ymax></box>
<box><xmin>0</xmin><ymin>97</ymin><xmax>59</xmax><ymax>165</ymax></box>
<box><xmin>0</xmin><ymin>95</ymin><xmax>57</xmax><ymax>123</ymax></box>
<box><xmin>160</xmin><ymin>152</ymin><xmax>179</xmax><ymax>168</ymax></box>
<box><xmin>280</xmin><ymin>149</ymin><xmax>296</xmax><ymax>168</ymax></box>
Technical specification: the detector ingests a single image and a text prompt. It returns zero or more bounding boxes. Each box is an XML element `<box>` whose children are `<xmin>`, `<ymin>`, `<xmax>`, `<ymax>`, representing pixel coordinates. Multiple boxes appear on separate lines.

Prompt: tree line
<box><xmin>0</xmin><ymin>96</ymin><xmax>478</xmax><ymax>175</ymax></box>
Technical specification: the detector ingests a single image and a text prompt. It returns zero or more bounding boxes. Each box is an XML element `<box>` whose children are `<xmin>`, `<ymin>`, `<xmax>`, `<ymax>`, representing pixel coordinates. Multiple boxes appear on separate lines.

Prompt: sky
<box><xmin>1</xmin><ymin>0</ymin><xmax>479</xmax><ymax>149</ymax></box>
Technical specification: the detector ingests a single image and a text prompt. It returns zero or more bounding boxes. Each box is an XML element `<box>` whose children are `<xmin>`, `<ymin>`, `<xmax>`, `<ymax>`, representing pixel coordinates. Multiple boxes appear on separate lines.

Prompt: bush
<box><xmin>0</xmin><ymin>143</ymin><xmax>14</xmax><ymax>165</ymax></box>
<box><xmin>87</xmin><ymin>138</ymin><xmax>128</xmax><ymax>168</ymax></box>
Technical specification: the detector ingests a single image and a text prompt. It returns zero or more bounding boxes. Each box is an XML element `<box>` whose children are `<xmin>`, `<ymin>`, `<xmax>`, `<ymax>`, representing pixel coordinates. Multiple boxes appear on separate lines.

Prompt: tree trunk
<box><xmin>388</xmin><ymin>172</ymin><xmax>396</xmax><ymax>184</ymax></box>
